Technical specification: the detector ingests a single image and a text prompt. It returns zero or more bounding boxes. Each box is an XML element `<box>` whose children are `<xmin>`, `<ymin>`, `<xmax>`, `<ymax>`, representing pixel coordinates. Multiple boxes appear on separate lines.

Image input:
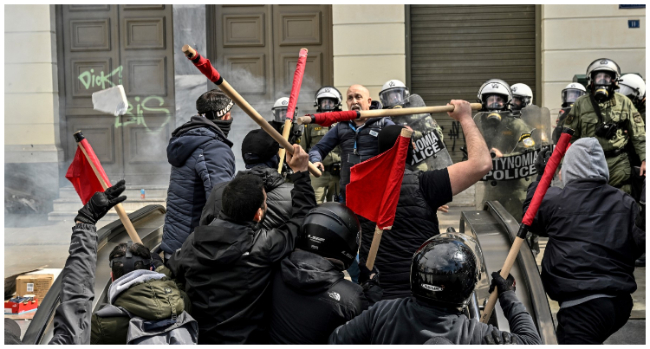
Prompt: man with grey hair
<box><xmin>523</xmin><ymin>137</ymin><xmax>645</xmax><ymax>344</ymax></box>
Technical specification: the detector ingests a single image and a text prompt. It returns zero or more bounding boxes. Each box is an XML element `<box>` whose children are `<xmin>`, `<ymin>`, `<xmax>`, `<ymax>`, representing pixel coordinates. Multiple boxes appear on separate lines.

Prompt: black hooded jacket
<box><xmin>267</xmin><ymin>250</ymin><xmax>365</xmax><ymax>344</ymax></box>
<box><xmin>167</xmin><ymin>171</ymin><xmax>316</xmax><ymax>344</ymax></box>
<box><xmin>199</xmin><ymin>166</ymin><xmax>292</xmax><ymax>229</ymax></box>
<box><xmin>162</xmin><ymin>116</ymin><xmax>235</xmax><ymax>255</ymax></box>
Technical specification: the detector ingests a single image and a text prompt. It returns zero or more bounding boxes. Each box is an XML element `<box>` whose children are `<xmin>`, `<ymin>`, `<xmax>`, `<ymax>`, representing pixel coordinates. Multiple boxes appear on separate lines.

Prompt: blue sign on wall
<box><xmin>619</xmin><ymin>4</ymin><xmax>646</xmax><ymax>9</ymax></box>
<box><xmin>628</xmin><ymin>20</ymin><xmax>640</xmax><ymax>28</ymax></box>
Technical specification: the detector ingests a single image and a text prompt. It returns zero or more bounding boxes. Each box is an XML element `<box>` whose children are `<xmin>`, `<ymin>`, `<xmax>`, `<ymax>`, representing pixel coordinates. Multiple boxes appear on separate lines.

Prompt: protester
<box><xmin>161</xmin><ymin>89</ymin><xmax>236</xmax><ymax>261</ymax></box>
<box><xmin>308</xmin><ymin>84</ymin><xmax>395</xmax><ymax>202</ymax></box>
<box><xmin>358</xmin><ymin>100</ymin><xmax>492</xmax><ymax>300</ymax></box>
<box><xmin>200</xmin><ymin>129</ymin><xmax>292</xmax><ymax>229</ymax></box>
<box><xmin>329</xmin><ymin>233</ymin><xmax>541</xmax><ymax>344</ymax></box>
<box><xmin>523</xmin><ymin>137</ymin><xmax>645</xmax><ymax>344</ymax></box>
<box><xmin>167</xmin><ymin>144</ymin><xmax>316</xmax><ymax>344</ymax></box>
<box><xmin>267</xmin><ymin>203</ymin><xmax>381</xmax><ymax>344</ymax></box>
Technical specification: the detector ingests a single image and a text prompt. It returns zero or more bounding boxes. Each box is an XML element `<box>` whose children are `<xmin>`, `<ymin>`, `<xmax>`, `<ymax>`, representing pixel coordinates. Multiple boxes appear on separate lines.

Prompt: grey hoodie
<box><xmin>562</xmin><ymin>137</ymin><xmax>609</xmax><ymax>186</ymax></box>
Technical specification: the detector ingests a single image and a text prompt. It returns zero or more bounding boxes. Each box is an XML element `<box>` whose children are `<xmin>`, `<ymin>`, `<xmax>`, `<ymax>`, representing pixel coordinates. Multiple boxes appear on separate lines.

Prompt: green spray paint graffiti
<box><xmin>78</xmin><ymin>66</ymin><xmax>171</xmax><ymax>133</ymax></box>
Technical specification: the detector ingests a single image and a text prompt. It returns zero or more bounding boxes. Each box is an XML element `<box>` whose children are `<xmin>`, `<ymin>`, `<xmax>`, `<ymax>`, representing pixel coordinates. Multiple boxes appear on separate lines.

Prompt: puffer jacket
<box><xmin>309</xmin><ymin>117</ymin><xmax>394</xmax><ymax>201</ymax></box>
<box><xmin>90</xmin><ymin>270</ymin><xmax>192</xmax><ymax>344</ymax></box>
<box><xmin>268</xmin><ymin>250</ymin><xmax>364</xmax><ymax>344</ymax></box>
<box><xmin>359</xmin><ymin>169</ymin><xmax>440</xmax><ymax>300</ymax></box>
<box><xmin>161</xmin><ymin>116</ymin><xmax>235</xmax><ymax>255</ymax></box>
<box><xmin>199</xmin><ymin>166</ymin><xmax>292</xmax><ymax>229</ymax></box>
<box><xmin>167</xmin><ymin>172</ymin><xmax>316</xmax><ymax>344</ymax></box>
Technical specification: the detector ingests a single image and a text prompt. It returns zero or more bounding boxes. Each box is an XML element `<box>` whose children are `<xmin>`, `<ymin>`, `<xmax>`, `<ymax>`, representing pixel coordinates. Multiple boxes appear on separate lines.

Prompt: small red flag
<box><xmin>346</xmin><ymin>131</ymin><xmax>411</xmax><ymax>230</ymax></box>
<box><xmin>65</xmin><ymin>139</ymin><xmax>111</xmax><ymax>204</ymax></box>
<box><xmin>286</xmin><ymin>48</ymin><xmax>308</xmax><ymax>121</ymax></box>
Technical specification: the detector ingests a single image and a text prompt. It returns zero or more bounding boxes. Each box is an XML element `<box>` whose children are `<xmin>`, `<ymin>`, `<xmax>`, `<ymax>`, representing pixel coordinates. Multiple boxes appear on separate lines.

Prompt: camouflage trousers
<box><xmin>606</xmin><ymin>152</ymin><xmax>632</xmax><ymax>195</ymax></box>
<box><xmin>311</xmin><ymin>171</ymin><xmax>340</xmax><ymax>204</ymax></box>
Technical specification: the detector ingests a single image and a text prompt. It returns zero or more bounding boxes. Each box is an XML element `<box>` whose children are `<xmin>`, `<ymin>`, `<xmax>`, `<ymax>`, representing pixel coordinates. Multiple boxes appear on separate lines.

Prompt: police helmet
<box><xmin>618</xmin><ymin>74</ymin><xmax>646</xmax><ymax>103</ymax></box>
<box><xmin>272</xmin><ymin>97</ymin><xmax>297</xmax><ymax>123</ymax></box>
<box><xmin>379</xmin><ymin>79</ymin><xmax>410</xmax><ymax>109</ymax></box>
<box><xmin>511</xmin><ymin>83</ymin><xmax>533</xmax><ymax>110</ymax></box>
<box><xmin>299</xmin><ymin>203</ymin><xmax>361</xmax><ymax>269</ymax></box>
<box><xmin>561</xmin><ymin>83</ymin><xmax>587</xmax><ymax>106</ymax></box>
<box><xmin>314</xmin><ymin>86</ymin><xmax>343</xmax><ymax>112</ymax></box>
<box><xmin>478</xmin><ymin>79</ymin><xmax>512</xmax><ymax>111</ymax></box>
<box><xmin>586</xmin><ymin>58</ymin><xmax>621</xmax><ymax>85</ymax></box>
<box><xmin>410</xmin><ymin>233</ymin><xmax>481</xmax><ymax>307</ymax></box>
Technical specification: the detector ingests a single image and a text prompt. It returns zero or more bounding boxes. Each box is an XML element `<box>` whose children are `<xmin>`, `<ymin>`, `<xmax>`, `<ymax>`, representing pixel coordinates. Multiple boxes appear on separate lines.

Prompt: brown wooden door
<box><xmin>60</xmin><ymin>5</ymin><xmax>175</xmax><ymax>186</ymax></box>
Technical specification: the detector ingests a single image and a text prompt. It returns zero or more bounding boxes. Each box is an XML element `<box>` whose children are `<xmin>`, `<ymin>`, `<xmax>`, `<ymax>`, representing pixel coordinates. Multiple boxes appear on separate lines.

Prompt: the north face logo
<box><xmin>328</xmin><ymin>292</ymin><xmax>341</xmax><ymax>301</ymax></box>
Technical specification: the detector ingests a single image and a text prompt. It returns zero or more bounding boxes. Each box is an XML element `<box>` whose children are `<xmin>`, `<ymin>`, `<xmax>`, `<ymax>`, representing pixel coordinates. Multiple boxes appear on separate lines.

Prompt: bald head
<box><xmin>346</xmin><ymin>84</ymin><xmax>372</xmax><ymax>112</ymax></box>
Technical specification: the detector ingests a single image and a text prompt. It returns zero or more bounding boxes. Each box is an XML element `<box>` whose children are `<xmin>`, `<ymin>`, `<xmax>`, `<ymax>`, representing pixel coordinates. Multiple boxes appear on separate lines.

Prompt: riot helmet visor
<box><xmin>618</xmin><ymin>84</ymin><xmax>637</xmax><ymax>100</ymax></box>
<box><xmin>594</xmin><ymin>72</ymin><xmax>613</xmax><ymax>85</ymax></box>
<box><xmin>486</xmin><ymin>94</ymin><xmax>506</xmax><ymax>110</ymax></box>
<box><xmin>273</xmin><ymin>108</ymin><xmax>287</xmax><ymax>123</ymax></box>
<box><xmin>318</xmin><ymin>97</ymin><xmax>338</xmax><ymax>112</ymax></box>
<box><xmin>562</xmin><ymin>89</ymin><xmax>586</xmax><ymax>104</ymax></box>
<box><xmin>380</xmin><ymin>87</ymin><xmax>407</xmax><ymax>108</ymax></box>
<box><xmin>511</xmin><ymin>96</ymin><xmax>525</xmax><ymax>110</ymax></box>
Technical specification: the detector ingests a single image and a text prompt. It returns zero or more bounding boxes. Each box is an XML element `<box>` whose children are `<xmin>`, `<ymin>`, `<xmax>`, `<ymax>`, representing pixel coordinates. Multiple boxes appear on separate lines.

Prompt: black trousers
<box><xmin>556</xmin><ymin>294</ymin><xmax>633</xmax><ymax>344</ymax></box>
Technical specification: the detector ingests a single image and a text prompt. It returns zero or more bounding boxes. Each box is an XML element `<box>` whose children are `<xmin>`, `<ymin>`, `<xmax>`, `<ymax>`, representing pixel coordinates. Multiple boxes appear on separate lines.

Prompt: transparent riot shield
<box><xmin>474</xmin><ymin>110</ymin><xmax>537</xmax><ymax>222</ymax></box>
<box><xmin>391</xmin><ymin>94</ymin><xmax>454</xmax><ymax>171</ymax></box>
<box><xmin>519</xmin><ymin>105</ymin><xmax>552</xmax><ymax>149</ymax></box>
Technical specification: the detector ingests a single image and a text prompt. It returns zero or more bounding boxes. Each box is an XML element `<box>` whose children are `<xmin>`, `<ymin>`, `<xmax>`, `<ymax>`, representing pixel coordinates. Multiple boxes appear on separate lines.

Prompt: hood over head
<box><xmin>280</xmin><ymin>250</ymin><xmax>342</xmax><ymax>294</ymax></box>
<box><xmin>109</xmin><ymin>269</ymin><xmax>166</xmax><ymax>304</ymax></box>
<box><xmin>166</xmin><ymin>116</ymin><xmax>233</xmax><ymax>167</ymax></box>
<box><xmin>562</xmin><ymin>137</ymin><xmax>609</xmax><ymax>186</ymax></box>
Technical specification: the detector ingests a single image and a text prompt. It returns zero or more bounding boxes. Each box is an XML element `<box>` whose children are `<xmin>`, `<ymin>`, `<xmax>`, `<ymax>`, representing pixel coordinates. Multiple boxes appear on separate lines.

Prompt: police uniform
<box><xmin>301</xmin><ymin>123</ymin><xmax>341</xmax><ymax>203</ymax></box>
<box><xmin>392</xmin><ymin>113</ymin><xmax>444</xmax><ymax>172</ymax></box>
<box><xmin>563</xmin><ymin>92</ymin><xmax>646</xmax><ymax>194</ymax></box>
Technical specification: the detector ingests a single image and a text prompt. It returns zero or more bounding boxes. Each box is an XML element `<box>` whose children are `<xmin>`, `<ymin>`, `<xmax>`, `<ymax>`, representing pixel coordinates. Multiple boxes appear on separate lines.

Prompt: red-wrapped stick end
<box><xmin>186</xmin><ymin>51</ymin><xmax>223</xmax><ymax>85</ymax></box>
<box><xmin>313</xmin><ymin>111</ymin><xmax>360</xmax><ymax>127</ymax></box>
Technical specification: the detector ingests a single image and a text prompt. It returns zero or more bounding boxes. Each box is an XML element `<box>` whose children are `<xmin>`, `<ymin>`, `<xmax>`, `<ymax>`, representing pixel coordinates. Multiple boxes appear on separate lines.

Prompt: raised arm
<box><xmin>445</xmin><ymin>100</ymin><xmax>493</xmax><ymax>196</ymax></box>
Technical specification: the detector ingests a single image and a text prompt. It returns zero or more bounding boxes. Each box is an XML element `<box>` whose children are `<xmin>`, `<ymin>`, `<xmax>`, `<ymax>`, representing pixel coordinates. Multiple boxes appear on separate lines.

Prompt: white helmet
<box><xmin>478</xmin><ymin>79</ymin><xmax>512</xmax><ymax>111</ymax></box>
<box><xmin>314</xmin><ymin>86</ymin><xmax>343</xmax><ymax>112</ymax></box>
<box><xmin>561</xmin><ymin>83</ymin><xmax>587</xmax><ymax>106</ymax></box>
<box><xmin>272</xmin><ymin>97</ymin><xmax>296</xmax><ymax>122</ymax></box>
<box><xmin>618</xmin><ymin>74</ymin><xmax>646</xmax><ymax>103</ymax></box>
<box><xmin>586</xmin><ymin>58</ymin><xmax>621</xmax><ymax>83</ymax></box>
<box><xmin>379</xmin><ymin>79</ymin><xmax>410</xmax><ymax>109</ymax></box>
<box><xmin>511</xmin><ymin>83</ymin><xmax>533</xmax><ymax>110</ymax></box>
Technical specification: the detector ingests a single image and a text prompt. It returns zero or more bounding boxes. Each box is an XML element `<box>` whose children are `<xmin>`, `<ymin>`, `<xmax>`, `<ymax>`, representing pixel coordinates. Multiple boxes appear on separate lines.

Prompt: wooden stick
<box><xmin>77</xmin><ymin>142</ymin><xmax>143</xmax><ymax>245</ymax></box>
<box><xmin>365</xmin><ymin>226</ymin><xmax>385</xmax><ymax>270</ymax></box>
<box><xmin>277</xmin><ymin>118</ymin><xmax>294</xmax><ymax>173</ymax></box>
<box><xmin>358</xmin><ymin>103</ymin><xmax>482</xmax><ymax>118</ymax></box>
<box><xmin>182</xmin><ymin>44</ymin><xmax>322</xmax><ymax>177</ymax></box>
<box><xmin>480</xmin><ymin>237</ymin><xmax>524</xmax><ymax>323</ymax></box>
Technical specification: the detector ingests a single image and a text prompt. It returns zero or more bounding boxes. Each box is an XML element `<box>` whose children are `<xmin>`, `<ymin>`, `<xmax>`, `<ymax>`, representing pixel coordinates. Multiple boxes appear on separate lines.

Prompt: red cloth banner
<box><xmin>286</xmin><ymin>49</ymin><xmax>308</xmax><ymax>120</ymax></box>
<box><xmin>522</xmin><ymin>132</ymin><xmax>572</xmax><ymax>226</ymax></box>
<box><xmin>188</xmin><ymin>53</ymin><xmax>221</xmax><ymax>84</ymax></box>
<box><xmin>65</xmin><ymin>139</ymin><xmax>112</xmax><ymax>205</ymax></box>
<box><xmin>312</xmin><ymin>111</ymin><xmax>359</xmax><ymax>127</ymax></box>
<box><xmin>346</xmin><ymin>133</ymin><xmax>411</xmax><ymax>230</ymax></box>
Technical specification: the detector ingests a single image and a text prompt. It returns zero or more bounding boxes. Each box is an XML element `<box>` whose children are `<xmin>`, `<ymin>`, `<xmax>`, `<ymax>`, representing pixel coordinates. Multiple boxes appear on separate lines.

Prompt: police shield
<box><xmin>391</xmin><ymin>94</ymin><xmax>453</xmax><ymax>171</ymax></box>
<box><xmin>519</xmin><ymin>105</ymin><xmax>552</xmax><ymax>149</ymax></box>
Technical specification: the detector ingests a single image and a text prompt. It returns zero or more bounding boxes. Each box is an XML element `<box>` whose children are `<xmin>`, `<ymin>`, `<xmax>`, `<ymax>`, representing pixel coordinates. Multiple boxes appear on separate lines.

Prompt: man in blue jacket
<box><xmin>161</xmin><ymin>90</ymin><xmax>236</xmax><ymax>260</ymax></box>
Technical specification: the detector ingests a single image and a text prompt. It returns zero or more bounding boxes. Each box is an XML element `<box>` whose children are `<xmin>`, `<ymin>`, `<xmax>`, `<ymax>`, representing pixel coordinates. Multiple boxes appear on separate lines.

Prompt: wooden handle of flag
<box><xmin>365</xmin><ymin>226</ymin><xmax>384</xmax><ymax>270</ymax></box>
<box><xmin>479</xmin><ymin>238</ymin><xmax>524</xmax><ymax>323</ymax></box>
<box><xmin>277</xmin><ymin>119</ymin><xmax>294</xmax><ymax>173</ymax></box>
<box><xmin>182</xmin><ymin>44</ymin><xmax>321</xmax><ymax>177</ymax></box>
<box><xmin>75</xmin><ymin>133</ymin><xmax>142</xmax><ymax>245</ymax></box>
<box><xmin>359</xmin><ymin>103</ymin><xmax>482</xmax><ymax>118</ymax></box>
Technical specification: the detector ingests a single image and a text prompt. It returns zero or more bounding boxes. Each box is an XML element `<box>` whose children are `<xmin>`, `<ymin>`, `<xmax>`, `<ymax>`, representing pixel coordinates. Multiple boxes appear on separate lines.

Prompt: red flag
<box><xmin>65</xmin><ymin>139</ymin><xmax>111</xmax><ymax>204</ymax></box>
<box><xmin>286</xmin><ymin>48</ymin><xmax>308</xmax><ymax>120</ymax></box>
<box><xmin>346</xmin><ymin>131</ymin><xmax>411</xmax><ymax>230</ymax></box>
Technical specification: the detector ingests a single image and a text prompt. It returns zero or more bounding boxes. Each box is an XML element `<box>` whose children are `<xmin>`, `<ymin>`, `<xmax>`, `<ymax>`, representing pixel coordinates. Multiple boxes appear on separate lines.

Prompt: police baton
<box><xmin>182</xmin><ymin>45</ymin><xmax>322</xmax><ymax>178</ymax></box>
<box><xmin>480</xmin><ymin>128</ymin><xmax>574</xmax><ymax>324</ymax></box>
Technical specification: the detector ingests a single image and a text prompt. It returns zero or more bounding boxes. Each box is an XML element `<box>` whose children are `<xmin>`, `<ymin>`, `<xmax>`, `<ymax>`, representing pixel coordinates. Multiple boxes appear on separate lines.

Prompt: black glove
<box><xmin>534</xmin><ymin>147</ymin><xmax>552</xmax><ymax>178</ymax></box>
<box><xmin>75</xmin><ymin>180</ymin><xmax>127</xmax><ymax>225</ymax></box>
<box><xmin>489</xmin><ymin>270</ymin><xmax>516</xmax><ymax>295</ymax></box>
<box><xmin>483</xmin><ymin>327</ymin><xmax>517</xmax><ymax>345</ymax></box>
<box><xmin>358</xmin><ymin>263</ymin><xmax>379</xmax><ymax>286</ymax></box>
<box><xmin>151</xmin><ymin>252</ymin><xmax>164</xmax><ymax>270</ymax></box>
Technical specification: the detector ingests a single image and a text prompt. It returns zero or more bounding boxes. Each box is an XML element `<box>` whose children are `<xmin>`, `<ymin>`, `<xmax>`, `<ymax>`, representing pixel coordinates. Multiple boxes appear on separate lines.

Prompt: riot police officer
<box><xmin>271</xmin><ymin>97</ymin><xmax>304</xmax><ymax>146</ymax></box>
<box><xmin>511</xmin><ymin>83</ymin><xmax>534</xmax><ymax>112</ymax></box>
<box><xmin>301</xmin><ymin>87</ymin><xmax>342</xmax><ymax>203</ymax></box>
<box><xmin>475</xmin><ymin>79</ymin><xmax>535</xmax><ymax>223</ymax></box>
<box><xmin>329</xmin><ymin>233</ymin><xmax>541</xmax><ymax>344</ymax></box>
<box><xmin>553</xmin><ymin>83</ymin><xmax>586</xmax><ymax>144</ymax></box>
<box><xmin>562</xmin><ymin>58</ymin><xmax>646</xmax><ymax>195</ymax></box>
<box><xmin>618</xmin><ymin>73</ymin><xmax>646</xmax><ymax>123</ymax></box>
<box><xmin>379</xmin><ymin>79</ymin><xmax>448</xmax><ymax>172</ymax></box>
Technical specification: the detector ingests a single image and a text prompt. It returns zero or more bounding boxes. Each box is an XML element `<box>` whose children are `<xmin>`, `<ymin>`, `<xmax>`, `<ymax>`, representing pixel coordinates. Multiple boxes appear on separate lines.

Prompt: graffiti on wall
<box><xmin>78</xmin><ymin>66</ymin><xmax>171</xmax><ymax>133</ymax></box>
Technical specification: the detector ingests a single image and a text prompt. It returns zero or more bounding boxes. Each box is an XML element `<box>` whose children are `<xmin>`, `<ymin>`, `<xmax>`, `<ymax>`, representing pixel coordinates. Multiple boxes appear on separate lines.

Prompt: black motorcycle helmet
<box><xmin>298</xmin><ymin>203</ymin><xmax>361</xmax><ymax>269</ymax></box>
<box><xmin>410</xmin><ymin>233</ymin><xmax>480</xmax><ymax>307</ymax></box>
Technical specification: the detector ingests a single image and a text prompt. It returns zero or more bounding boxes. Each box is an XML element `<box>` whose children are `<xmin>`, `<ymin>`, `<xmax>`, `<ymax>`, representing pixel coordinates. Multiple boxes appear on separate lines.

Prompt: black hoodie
<box><xmin>267</xmin><ymin>250</ymin><xmax>364</xmax><ymax>344</ymax></box>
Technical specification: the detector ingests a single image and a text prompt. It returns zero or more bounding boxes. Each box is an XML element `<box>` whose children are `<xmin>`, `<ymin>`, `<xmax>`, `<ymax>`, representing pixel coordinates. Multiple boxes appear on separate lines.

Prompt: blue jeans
<box><xmin>347</xmin><ymin>254</ymin><xmax>360</xmax><ymax>284</ymax></box>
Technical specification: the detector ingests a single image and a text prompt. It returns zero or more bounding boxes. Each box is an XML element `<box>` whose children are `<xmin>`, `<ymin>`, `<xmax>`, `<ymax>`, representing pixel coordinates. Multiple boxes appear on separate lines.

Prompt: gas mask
<box><xmin>484</xmin><ymin>95</ymin><xmax>506</xmax><ymax>111</ymax></box>
<box><xmin>592</xmin><ymin>72</ymin><xmax>614</xmax><ymax>102</ymax></box>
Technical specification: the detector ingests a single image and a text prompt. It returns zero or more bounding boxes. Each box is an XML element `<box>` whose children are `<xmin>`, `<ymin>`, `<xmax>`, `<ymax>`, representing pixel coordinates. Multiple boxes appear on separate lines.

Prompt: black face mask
<box><xmin>210</xmin><ymin>118</ymin><xmax>232</xmax><ymax>137</ymax></box>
